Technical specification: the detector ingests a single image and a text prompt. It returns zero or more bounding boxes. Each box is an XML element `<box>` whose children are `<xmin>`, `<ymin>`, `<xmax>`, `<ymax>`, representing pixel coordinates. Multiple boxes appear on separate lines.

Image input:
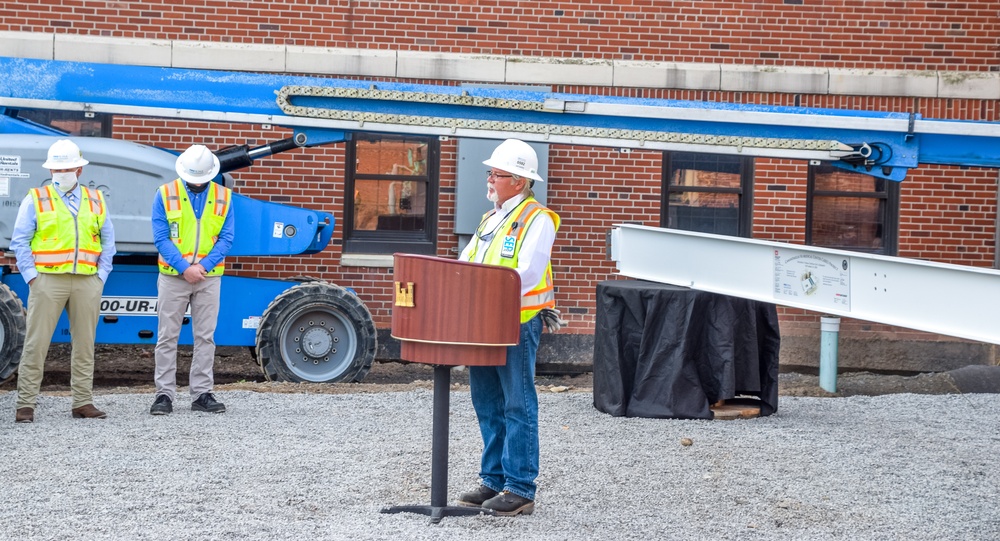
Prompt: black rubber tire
<box><xmin>0</xmin><ymin>283</ymin><xmax>26</xmax><ymax>382</ymax></box>
<box><xmin>255</xmin><ymin>282</ymin><xmax>376</xmax><ymax>383</ymax></box>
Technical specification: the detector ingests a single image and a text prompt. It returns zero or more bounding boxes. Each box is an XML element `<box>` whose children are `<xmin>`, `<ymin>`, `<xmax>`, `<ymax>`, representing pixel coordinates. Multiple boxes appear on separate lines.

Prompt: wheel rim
<box><xmin>277</xmin><ymin>303</ymin><xmax>359</xmax><ymax>382</ymax></box>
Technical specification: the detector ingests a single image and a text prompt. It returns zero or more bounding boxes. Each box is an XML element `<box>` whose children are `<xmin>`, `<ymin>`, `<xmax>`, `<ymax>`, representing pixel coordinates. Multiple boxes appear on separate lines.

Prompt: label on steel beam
<box><xmin>773</xmin><ymin>248</ymin><xmax>851</xmax><ymax>311</ymax></box>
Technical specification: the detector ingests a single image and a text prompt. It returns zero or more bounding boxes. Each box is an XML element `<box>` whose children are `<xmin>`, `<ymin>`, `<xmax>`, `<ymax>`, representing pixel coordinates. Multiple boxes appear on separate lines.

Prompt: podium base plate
<box><xmin>381</xmin><ymin>504</ymin><xmax>495</xmax><ymax>524</ymax></box>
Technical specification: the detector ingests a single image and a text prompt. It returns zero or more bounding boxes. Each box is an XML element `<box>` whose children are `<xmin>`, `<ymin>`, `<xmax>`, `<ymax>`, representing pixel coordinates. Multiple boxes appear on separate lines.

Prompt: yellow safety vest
<box><xmin>29</xmin><ymin>184</ymin><xmax>106</xmax><ymax>275</ymax></box>
<box><xmin>468</xmin><ymin>197</ymin><xmax>560</xmax><ymax>323</ymax></box>
<box><xmin>157</xmin><ymin>179</ymin><xmax>232</xmax><ymax>276</ymax></box>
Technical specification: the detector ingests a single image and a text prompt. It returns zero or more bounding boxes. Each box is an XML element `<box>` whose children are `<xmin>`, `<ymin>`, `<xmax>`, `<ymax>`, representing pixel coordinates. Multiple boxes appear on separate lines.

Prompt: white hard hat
<box><xmin>483</xmin><ymin>139</ymin><xmax>544</xmax><ymax>182</ymax></box>
<box><xmin>42</xmin><ymin>139</ymin><xmax>89</xmax><ymax>170</ymax></box>
<box><xmin>175</xmin><ymin>144</ymin><xmax>220</xmax><ymax>185</ymax></box>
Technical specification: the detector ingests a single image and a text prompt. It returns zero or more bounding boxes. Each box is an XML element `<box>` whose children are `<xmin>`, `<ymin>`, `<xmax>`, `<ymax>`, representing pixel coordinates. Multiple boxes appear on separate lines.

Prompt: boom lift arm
<box><xmin>2</xmin><ymin>57</ymin><xmax>1000</xmax><ymax>181</ymax></box>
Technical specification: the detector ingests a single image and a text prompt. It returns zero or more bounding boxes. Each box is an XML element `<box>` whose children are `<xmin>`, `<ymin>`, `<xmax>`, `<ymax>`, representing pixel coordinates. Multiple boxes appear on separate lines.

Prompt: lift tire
<box><xmin>0</xmin><ymin>283</ymin><xmax>26</xmax><ymax>382</ymax></box>
<box><xmin>255</xmin><ymin>282</ymin><xmax>376</xmax><ymax>383</ymax></box>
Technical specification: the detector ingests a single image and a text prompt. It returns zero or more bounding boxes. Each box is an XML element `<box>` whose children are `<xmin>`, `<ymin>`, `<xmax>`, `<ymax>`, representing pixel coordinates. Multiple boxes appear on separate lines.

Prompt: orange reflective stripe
<box><xmin>522</xmin><ymin>300</ymin><xmax>555</xmax><ymax>312</ymax></box>
<box><xmin>83</xmin><ymin>187</ymin><xmax>104</xmax><ymax>214</ymax></box>
<box><xmin>33</xmin><ymin>250</ymin><xmax>75</xmax><ymax>265</ymax></box>
<box><xmin>528</xmin><ymin>283</ymin><xmax>554</xmax><ymax>295</ymax></box>
<box><xmin>77</xmin><ymin>249</ymin><xmax>101</xmax><ymax>264</ymax></box>
<box><xmin>522</xmin><ymin>273</ymin><xmax>556</xmax><ymax>311</ymax></box>
<box><xmin>32</xmin><ymin>187</ymin><xmax>55</xmax><ymax>213</ymax></box>
<box><xmin>212</xmin><ymin>183</ymin><xmax>229</xmax><ymax>216</ymax></box>
<box><xmin>163</xmin><ymin>181</ymin><xmax>183</xmax><ymax>212</ymax></box>
<box><xmin>507</xmin><ymin>202</ymin><xmax>542</xmax><ymax>242</ymax></box>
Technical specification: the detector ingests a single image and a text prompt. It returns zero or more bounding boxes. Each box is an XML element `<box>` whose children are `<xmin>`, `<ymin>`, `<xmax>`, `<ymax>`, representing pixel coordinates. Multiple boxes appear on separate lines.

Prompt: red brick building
<box><xmin>1</xmin><ymin>1</ymin><xmax>997</xmax><ymax>372</ymax></box>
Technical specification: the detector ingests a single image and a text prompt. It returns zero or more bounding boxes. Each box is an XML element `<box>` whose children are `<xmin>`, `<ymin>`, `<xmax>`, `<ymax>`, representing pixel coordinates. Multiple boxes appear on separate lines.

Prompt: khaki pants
<box><xmin>16</xmin><ymin>273</ymin><xmax>103</xmax><ymax>410</ymax></box>
<box><xmin>153</xmin><ymin>273</ymin><xmax>221</xmax><ymax>402</ymax></box>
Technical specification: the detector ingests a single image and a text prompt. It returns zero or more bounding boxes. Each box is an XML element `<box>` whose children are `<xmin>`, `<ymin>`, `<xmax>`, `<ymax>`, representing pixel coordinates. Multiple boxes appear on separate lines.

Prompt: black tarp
<box><xmin>593</xmin><ymin>280</ymin><xmax>781</xmax><ymax>420</ymax></box>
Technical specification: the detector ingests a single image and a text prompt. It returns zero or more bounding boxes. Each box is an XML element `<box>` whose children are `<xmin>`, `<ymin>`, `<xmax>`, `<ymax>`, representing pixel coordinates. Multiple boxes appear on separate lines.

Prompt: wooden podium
<box><xmin>380</xmin><ymin>254</ymin><xmax>521</xmax><ymax>523</ymax></box>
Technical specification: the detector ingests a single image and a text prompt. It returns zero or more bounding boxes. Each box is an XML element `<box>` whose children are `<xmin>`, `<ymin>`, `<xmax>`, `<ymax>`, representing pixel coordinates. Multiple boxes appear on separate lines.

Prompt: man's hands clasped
<box><xmin>182</xmin><ymin>264</ymin><xmax>208</xmax><ymax>284</ymax></box>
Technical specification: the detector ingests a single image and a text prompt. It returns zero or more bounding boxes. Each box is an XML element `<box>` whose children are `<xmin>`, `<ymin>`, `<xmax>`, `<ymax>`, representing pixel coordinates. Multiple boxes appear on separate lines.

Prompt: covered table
<box><xmin>593</xmin><ymin>279</ymin><xmax>780</xmax><ymax>419</ymax></box>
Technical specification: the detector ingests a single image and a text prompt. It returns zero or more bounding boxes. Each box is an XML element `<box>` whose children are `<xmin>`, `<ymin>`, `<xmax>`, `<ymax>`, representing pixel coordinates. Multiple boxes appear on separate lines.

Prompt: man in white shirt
<box><xmin>455</xmin><ymin>139</ymin><xmax>560</xmax><ymax>516</ymax></box>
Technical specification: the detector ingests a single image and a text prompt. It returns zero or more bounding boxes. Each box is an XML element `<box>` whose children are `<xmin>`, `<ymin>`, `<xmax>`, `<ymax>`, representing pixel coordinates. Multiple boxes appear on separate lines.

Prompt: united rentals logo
<box><xmin>394</xmin><ymin>281</ymin><xmax>414</xmax><ymax>307</ymax></box>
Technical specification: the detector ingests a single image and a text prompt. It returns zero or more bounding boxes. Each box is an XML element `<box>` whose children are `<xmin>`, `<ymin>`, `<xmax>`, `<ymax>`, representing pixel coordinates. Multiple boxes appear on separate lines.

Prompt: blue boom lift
<box><xmin>0</xmin><ymin>124</ymin><xmax>373</xmax><ymax>384</ymax></box>
<box><xmin>0</xmin><ymin>56</ymin><xmax>998</xmax><ymax>383</ymax></box>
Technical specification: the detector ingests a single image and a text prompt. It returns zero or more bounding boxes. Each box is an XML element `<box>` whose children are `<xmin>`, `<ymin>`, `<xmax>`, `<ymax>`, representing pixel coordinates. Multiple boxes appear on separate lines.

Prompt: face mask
<box><xmin>52</xmin><ymin>172</ymin><xmax>78</xmax><ymax>193</ymax></box>
<box><xmin>186</xmin><ymin>181</ymin><xmax>209</xmax><ymax>194</ymax></box>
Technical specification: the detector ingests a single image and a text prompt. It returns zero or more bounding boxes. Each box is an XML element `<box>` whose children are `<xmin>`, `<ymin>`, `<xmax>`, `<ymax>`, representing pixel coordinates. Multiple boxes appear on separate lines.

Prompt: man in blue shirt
<box><xmin>148</xmin><ymin>145</ymin><xmax>234</xmax><ymax>416</ymax></box>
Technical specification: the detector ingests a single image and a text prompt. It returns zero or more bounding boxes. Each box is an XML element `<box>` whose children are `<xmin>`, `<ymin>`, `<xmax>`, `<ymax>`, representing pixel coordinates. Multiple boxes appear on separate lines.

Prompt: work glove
<box><xmin>539</xmin><ymin>308</ymin><xmax>567</xmax><ymax>333</ymax></box>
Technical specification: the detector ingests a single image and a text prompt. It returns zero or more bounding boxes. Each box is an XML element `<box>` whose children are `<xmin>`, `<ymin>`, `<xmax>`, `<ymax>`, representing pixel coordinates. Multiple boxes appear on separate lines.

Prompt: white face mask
<box><xmin>51</xmin><ymin>172</ymin><xmax>78</xmax><ymax>193</ymax></box>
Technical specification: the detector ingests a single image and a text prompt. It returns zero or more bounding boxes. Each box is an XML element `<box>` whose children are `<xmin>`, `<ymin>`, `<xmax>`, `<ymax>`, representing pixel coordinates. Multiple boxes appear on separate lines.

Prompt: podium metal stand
<box><xmin>380</xmin><ymin>254</ymin><xmax>520</xmax><ymax>523</ymax></box>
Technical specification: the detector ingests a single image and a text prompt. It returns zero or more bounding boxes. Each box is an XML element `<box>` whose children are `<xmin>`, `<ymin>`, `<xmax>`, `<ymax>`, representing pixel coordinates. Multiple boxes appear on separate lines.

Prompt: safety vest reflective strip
<box><xmin>29</xmin><ymin>185</ymin><xmax>105</xmax><ymax>274</ymax></box>
<box><xmin>84</xmin><ymin>187</ymin><xmax>104</xmax><ymax>215</ymax></box>
<box><xmin>32</xmin><ymin>189</ymin><xmax>55</xmax><ymax>214</ymax></box>
<box><xmin>162</xmin><ymin>181</ymin><xmax>183</xmax><ymax>213</ymax></box>
<box><xmin>478</xmin><ymin>198</ymin><xmax>560</xmax><ymax>323</ymax></box>
<box><xmin>157</xmin><ymin>179</ymin><xmax>231</xmax><ymax>276</ymax></box>
<box><xmin>32</xmin><ymin>249</ymin><xmax>100</xmax><ymax>268</ymax></box>
<box><xmin>212</xmin><ymin>186</ymin><xmax>229</xmax><ymax>216</ymax></box>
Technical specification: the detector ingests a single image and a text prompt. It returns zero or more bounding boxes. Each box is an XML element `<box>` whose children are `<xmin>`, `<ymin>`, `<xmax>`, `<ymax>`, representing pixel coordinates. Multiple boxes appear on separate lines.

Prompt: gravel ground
<box><xmin>1</xmin><ymin>387</ymin><xmax>998</xmax><ymax>540</ymax></box>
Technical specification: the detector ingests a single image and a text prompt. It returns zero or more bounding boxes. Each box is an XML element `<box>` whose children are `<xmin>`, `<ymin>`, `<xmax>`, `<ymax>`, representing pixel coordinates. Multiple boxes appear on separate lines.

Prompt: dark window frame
<box><xmin>660</xmin><ymin>151</ymin><xmax>755</xmax><ymax>237</ymax></box>
<box><xmin>12</xmin><ymin>109</ymin><xmax>112</xmax><ymax>137</ymax></box>
<box><xmin>806</xmin><ymin>165</ymin><xmax>899</xmax><ymax>255</ymax></box>
<box><xmin>343</xmin><ymin>134</ymin><xmax>439</xmax><ymax>255</ymax></box>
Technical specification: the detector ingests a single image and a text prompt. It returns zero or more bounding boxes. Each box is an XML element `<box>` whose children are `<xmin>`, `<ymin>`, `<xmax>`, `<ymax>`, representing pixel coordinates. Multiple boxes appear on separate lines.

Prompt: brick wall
<box><xmin>4</xmin><ymin>1</ymin><xmax>998</xmax><ymax>348</ymax></box>
<box><xmin>4</xmin><ymin>1</ymin><xmax>998</xmax><ymax>70</ymax></box>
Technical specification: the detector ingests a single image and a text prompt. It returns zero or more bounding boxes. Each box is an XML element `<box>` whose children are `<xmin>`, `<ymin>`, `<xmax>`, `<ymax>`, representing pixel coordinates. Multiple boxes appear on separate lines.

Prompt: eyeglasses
<box><xmin>486</xmin><ymin>170</ymin><xmax>514</xmax><ymax>180</ymax></box>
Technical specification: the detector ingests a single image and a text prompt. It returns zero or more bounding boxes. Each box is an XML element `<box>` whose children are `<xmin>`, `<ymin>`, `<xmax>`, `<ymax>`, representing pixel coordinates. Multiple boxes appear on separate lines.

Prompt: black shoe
<box><xmin>456</xmin><ymin>484</ymin><xmax>499</xmax><ymax>507</ymax></box>
<box><xmin>482</xmin><ymin>490</ymin><xmax>535</xmax><ymax>516</ymax></box>
<box><xmin>149</xmin><ymin>395</ymin><xmax>173</xmax><ymax>415</ymax></box>
<box><xmin>191</xmin><ymin>393</ymin><xmax>226</xmax><ymax>414</ymax></box>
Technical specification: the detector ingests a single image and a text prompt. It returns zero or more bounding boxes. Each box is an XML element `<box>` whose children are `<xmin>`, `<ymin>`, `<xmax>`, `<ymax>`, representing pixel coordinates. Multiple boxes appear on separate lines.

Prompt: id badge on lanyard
<box><xmin>500</xmin><ymin>235</ymin><xmax>517</xmax><ymax>259</ymax></box>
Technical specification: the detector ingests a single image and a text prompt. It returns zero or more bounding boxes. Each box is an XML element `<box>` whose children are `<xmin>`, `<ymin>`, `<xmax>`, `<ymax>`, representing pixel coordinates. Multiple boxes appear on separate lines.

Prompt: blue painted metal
<box><xmin>2</xmin><ymin>57</ymin><xmax>999</xmax><ymax>181</ymax></box>
<box><xmin>1</xmin><ymin>264</ymin><xmax>301</xmax><ymax>347</ymax></box>
<box><xmin>229</xmin><ymin>194</ymin><xmax>334</xmax><ymax>256</ymax></box>
<box><xmin>916</xmin><ymin>132</ymin><xmax>1000</xmax><ymax>168</ymax></box>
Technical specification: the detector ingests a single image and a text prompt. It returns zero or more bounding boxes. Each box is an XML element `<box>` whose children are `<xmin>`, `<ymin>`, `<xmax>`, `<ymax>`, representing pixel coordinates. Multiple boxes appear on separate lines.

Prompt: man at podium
<box><xmin>455</xmin><ymin>139</ymin><xmax>561</xmax><ymax>516</ymax></box>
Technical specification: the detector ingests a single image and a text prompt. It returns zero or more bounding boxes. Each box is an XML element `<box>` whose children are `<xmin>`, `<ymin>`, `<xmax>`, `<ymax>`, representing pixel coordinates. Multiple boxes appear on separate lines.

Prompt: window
<box><xmin>344</xmin><ymin>134</ymin><xmax>438</xmax><ymax>254</ymax></box>
<box><xmin>807</xmin><ymin>165</ymin><xmax>898</xmax><ymax>255</ymax></box>
<box><xmin>662</xmin><ymin>152</ymin><xmax>753</xmax><ymax>236</ymax></box>
<box><xmin>12</xmin><ymin>109</ymin><xmax>111</xmax><ymax>137</ymax></box>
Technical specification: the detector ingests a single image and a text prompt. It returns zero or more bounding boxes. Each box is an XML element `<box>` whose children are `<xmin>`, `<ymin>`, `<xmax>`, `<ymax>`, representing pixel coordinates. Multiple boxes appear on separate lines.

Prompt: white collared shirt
<box><xmin>460</xmin><ymin>193</ymin><xmax>556</xmax><ymax>296</ymax></box>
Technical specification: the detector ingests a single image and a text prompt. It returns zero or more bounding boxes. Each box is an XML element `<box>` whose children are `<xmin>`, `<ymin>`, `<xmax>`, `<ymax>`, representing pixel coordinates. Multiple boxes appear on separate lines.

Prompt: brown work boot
<box><xmin>482</xmin><ymin>490</ymin><xmax>535</xmax><ymax>516</ymax></box>
<box><xmin>71</xmin><ymin>404</ymin><xmax>107</xmax><ymax>419</ymax></box>
<box><xmin>456</xmin><ymin>484</ymin><xmax>499</xmax><ymax>507</ymax></box>
<box><xmin>15</xmin><ymin>407</ymin><xmax>33</xmax><ymax>423</ymax></box>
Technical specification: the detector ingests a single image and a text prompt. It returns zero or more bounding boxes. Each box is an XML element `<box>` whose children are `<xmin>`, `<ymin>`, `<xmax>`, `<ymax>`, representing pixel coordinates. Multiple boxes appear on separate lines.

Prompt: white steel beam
<box><xmin>609</xmin><ymin>224</ymin><xmax>1000</xmax><ymax>345</ymax></box>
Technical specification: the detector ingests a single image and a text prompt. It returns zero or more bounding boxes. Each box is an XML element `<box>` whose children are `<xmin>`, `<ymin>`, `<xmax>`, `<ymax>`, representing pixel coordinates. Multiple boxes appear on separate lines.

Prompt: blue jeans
<box><xmin>470</xmin><ymin>315</ymin><xmax>542</xmax><ymax>501</ymax></box>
